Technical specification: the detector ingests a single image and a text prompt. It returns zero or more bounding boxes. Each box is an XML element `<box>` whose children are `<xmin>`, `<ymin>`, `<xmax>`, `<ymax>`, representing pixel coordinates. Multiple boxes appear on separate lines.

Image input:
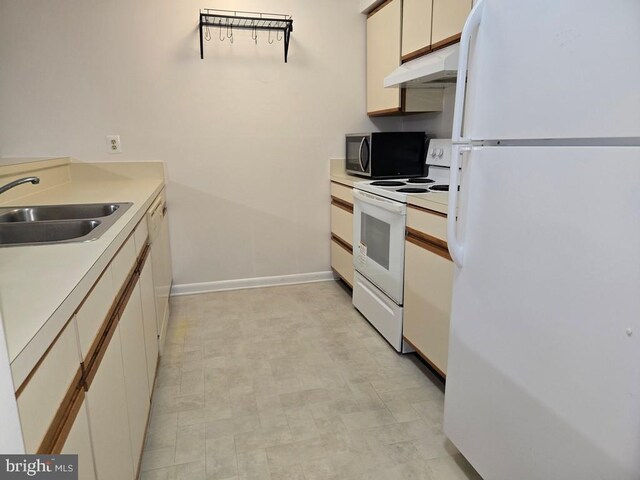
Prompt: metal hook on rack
<box><xmin>219</xmin><ymin>21</ymin><xmax>225</xmax><ymax>41</ymax></box>
<box><xmin>268</xmin><ymin>27</ymin><xmax>274</xmax><ymax>44</ymax></box>
<box><xmin>252</xmin><ymin>23</ymin><xmax>258</xmax><ymax>44</ymax></box>
<box><xmin>205</xmin><ymin>22</ymin><xmax>211</xmax><ymax>41</ymax></box>
<box><xmin>277</xmin><ymin>29</ymin><xmax>283</xmax><ymax>42</ymax></box>
<box><xmin>227</xmin><ymin>22</ymin><xmax>233</xmax><ymax>44</ymax></box>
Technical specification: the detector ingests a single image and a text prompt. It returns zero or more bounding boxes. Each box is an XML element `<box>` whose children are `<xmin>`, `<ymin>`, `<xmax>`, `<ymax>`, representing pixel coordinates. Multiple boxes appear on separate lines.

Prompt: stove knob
<box><xmin>436</xmin><ymin>148</ymin><xmax>444</xmax><ymax>158</ymax></box>
<box><xmin>430</xmin><ymin>149</ymin><xmax>437</xmax><ymax>158</ymax></box>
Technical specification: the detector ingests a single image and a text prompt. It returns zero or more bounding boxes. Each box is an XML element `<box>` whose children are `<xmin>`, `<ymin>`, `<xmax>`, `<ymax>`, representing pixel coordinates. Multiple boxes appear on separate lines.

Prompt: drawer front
<box><xmin>331</xmin><ymin>238</ymin><xmax>353</xmax><ymax>287</ymax></box>
<box><xmin>111</xmin><ymin>235</ymin><xmax>136</xmax><ymax>294</ymax></box>
<box><xmin>407</xmin><ymin>206</ymin><xmax>448</xmax><ymax>243</ymax></box>
<box><xmin>133</xmin><ymin>219</ymin><xmax>148</xmax><ymax>256</ymax></box>
<box><xmin>17</xmin><ymin>321</ymin><xmax>81</xmax><ymax>452</ymax></box>
<box><xmin>76</xmin><ymin>268</ymin><xmax>114</xmax><ymax>360</ymax></box>
<box><xmin>330</xmin><ymin>182</ymin><xmax>354</xmax><ymax>205</ymax></box>
<box><xmin>330</xmin><ymin>204</ymin><xmax>353</xmax><ymax>246</ymax></box>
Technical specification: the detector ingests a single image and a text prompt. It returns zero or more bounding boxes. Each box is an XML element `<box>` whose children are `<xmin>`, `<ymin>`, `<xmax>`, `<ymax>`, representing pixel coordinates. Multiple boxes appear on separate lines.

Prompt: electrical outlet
<box><xmin>106</xmin><ymin>135</ymin><xmax>122</xmax><ymax>154</ymax></box>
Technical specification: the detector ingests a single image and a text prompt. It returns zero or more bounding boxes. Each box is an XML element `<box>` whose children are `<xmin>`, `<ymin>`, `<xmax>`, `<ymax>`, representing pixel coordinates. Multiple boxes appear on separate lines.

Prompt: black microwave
<box><xmin>345</xmin><ymin>132</ymin><xmax>428</xmax><ymax>178</ymax></box>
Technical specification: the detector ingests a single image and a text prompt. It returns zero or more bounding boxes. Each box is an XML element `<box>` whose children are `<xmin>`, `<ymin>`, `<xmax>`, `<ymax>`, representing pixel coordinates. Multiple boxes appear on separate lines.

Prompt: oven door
<box><xmin>352</xmin><ymin>189</ymin><xmax>406</xmax><ymax>304</ymax></box>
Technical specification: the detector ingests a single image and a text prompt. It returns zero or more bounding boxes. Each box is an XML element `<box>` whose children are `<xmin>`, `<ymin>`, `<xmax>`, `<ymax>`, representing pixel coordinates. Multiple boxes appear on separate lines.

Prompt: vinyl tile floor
<box><xmin>140</xmin><ymin>281</ymin><xmax>483</xmax><ymax>480</ymax></box>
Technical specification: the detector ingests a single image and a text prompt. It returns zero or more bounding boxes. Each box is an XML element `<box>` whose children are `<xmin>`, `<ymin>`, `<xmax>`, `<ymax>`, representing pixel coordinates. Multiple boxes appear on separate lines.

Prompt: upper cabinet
<box><xmin>431</xmin><ymin>0</ymin><xmax>473</xmax><ymax>49</ymax></box>
<box><xmin>401</xmin><ymin>0</ymin><xmax>472</xmax><ymax>62</ymax></box>
<box><xmin>401</xmin><ymin>0</ymin><xmax>433</xmax><ymax>61</ymax></box>
<box><xmin>367</xmin><ymin>0</ymin><xmax>402</xmax><ymax>115</ymax></box>
<box><xmin>367</xmin><ymin>0</ymin><xmax>443</xmax><ymax>116</ymax></box>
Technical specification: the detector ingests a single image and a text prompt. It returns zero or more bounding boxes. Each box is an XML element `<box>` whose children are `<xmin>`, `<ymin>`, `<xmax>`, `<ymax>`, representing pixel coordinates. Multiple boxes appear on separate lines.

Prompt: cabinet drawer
<box><xmin>111</xmin><ymin>235</ymin><xmax>136</xmax><ymax>294</ymax></box>
<box><xmin>330</xmin><ymin>182</ymin><xmax>353</xmax><ymax>205</ymax></box>
<box><xmin>407</xmin><ymin>206</ymin><xmax>447</xmax><ymax>243</ymax></box>
<box><xmin>76</xmin><ymin>268</ymin><xmax>115</xmax><ymax>361</ymax></box>
<box><xmin>403</xmin><ymin>240</ymin><xmax>454</xmax><ymax>375</ymax></box>
<box><xmin>17</xmin><ymin>321</ymin><xmax>82</xmax><ymax>452</ymax></box>
<box><xmin>330</xmin><ymin>204</ymin><xmax>353</xmax><ymax>246</ymax></box>
<box><xmin>331</xmin><ymin>239</ymin><xmax>353</xmax><ymax>287</ymax></box>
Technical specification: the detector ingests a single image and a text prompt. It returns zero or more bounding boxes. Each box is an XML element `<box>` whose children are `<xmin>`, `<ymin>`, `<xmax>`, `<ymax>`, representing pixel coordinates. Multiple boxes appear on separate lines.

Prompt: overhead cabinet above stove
<box><xmin>366</xmin><ymin>0</ymin><xmax>444</xmax><ymax>116</ymax></box>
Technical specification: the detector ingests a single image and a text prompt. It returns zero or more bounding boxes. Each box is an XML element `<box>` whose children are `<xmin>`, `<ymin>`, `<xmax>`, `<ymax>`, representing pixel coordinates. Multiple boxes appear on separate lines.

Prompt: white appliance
<box><xmin>147</xmin><ymin>189</ymin><xmax>173</xmax><ymax>354</ymax></box>
<box><xmin>352</xmin><ymin>140</ymin><xmax>451</xmax><ymax>353</ymax></box>
<box><xmin>443</xmin><ymin>2</ymin><xmax>640</xmax><ymax>480</ymax></box>
<box><xmin>384</xmin><ymin>43</ymin><xmax>459</xmax><ymax>89</ymax></box>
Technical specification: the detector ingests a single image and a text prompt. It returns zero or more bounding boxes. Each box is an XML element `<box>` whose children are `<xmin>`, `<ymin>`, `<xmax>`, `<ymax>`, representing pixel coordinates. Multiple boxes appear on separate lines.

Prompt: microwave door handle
<box><xmin>358</xmin><ymin>137</ymin><xmax>366</xmax><ymax>172</ymax></box>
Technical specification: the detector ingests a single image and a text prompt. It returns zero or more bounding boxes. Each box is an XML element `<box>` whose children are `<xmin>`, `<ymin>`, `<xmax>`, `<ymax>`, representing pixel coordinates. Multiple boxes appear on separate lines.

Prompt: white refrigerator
<box><xmin>443</xmin><ymin>1</ymin><xmax>640</xmax><ymax>480</ymax></box>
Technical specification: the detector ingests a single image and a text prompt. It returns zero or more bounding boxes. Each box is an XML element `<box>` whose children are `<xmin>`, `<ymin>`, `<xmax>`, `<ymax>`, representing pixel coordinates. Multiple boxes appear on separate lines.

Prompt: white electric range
<box><xmin>351</xmin><ymin>139</ymin><xmax>452</xmax><ymax>353</ymax></box>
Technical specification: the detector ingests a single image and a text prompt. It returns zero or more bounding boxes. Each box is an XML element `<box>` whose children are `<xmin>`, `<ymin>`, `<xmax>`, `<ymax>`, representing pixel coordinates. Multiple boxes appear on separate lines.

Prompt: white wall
<box><xmin>0</xmin><ymin>0</ymin><xmax>450</xmax><ymax>288</ymax></box>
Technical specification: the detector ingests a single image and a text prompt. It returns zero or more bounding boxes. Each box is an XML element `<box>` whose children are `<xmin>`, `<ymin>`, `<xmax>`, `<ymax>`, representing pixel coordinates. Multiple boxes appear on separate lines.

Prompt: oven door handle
<box><xmin>353</xmin><ymin>189</ymin><xmax>406</xmax><ymax>215</ymax></box>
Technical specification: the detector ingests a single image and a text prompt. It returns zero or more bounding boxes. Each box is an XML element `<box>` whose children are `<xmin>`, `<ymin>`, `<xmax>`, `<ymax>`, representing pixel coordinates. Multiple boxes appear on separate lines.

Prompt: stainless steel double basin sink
<box><xmin>0</xmin><ymin>203</ymin><xmax>132</xmax><ymax>246</ymax></box>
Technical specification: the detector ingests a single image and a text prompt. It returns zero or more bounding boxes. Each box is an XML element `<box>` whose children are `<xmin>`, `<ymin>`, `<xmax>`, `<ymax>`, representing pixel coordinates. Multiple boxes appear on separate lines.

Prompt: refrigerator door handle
<box><xmin>447</xmin><ymin>144</ymin><xmax>468</xmax><ymax>267</ymax></box>
<box><xmin>452</xmin><ymin>0</ymin><xmax>485</xmax><ymax>143</ymax></box>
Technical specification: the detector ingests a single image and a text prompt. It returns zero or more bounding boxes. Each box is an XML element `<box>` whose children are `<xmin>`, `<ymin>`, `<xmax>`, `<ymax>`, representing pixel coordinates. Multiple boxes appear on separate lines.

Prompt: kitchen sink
<box><xmin>0</xmin><ymin>202</ymin><xmax>132</xmax><ymax>246</ymax></box>
<box><xmin>0</xmin><ymin>203</ymin><xmax>122</xmax><ymax>222</ymax></box>
<box><xmin>0</xmin><ymin>220</ymin><xmax>102</xmax><ymax>246</ymax></box>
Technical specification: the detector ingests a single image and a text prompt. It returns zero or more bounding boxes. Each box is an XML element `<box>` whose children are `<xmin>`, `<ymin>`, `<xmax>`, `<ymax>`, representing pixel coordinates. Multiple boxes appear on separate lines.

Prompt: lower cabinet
<box><xmin>403</xmin><ymin>240</ymin><xmax>454</xmax><ymax>375</ymax></box>
<box><xmin>139</xmin><ymin>256</ymin><xmax>159</xmax><ymax>393</ymax></box>
<box><xmin>330</xmin><ymin>182</ymin><xmax>354</xmax><ymax>287</ymax></box>
<box><xmin>13</xmin><ymin>210</ymin><xmax>162</xmax><ymax>480</ymax></box>
<box><xmin>331</xmin><ymin>238</ymin><xmax>354</xmax><ymax>287</ymax></box>
<box><xmin>403</xmin><ymin>206</ymin><xmax>454</xmax><ymax>376</ymax></box>
<box><xmin>60</xmin><ymin>393</ymin><xmax>97</xmax><ymax>480</ymax></box>
<box><xmin>119</xmin><ymin>282</ymin><xmax>152</xmax><ymax>474</ymax></box>
<box><xmin>85</xmin><ymin>327</ymin><xmax>134</xmax><ymax>480</ymax></box>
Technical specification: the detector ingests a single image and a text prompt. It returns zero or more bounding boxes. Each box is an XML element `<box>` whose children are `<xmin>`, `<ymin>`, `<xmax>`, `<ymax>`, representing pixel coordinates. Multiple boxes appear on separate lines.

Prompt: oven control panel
<box><xmin>425</xmin><ymin>139</ymin><xmax>452</xmax><ymax>168</ymax></box>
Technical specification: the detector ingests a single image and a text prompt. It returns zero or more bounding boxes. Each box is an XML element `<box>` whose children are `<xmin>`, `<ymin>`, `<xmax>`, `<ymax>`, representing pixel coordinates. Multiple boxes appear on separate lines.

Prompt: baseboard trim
<box><xmin>171</xmin><ymin>271</ymin><xmax>337</xmax><ymax>296</ymax></box>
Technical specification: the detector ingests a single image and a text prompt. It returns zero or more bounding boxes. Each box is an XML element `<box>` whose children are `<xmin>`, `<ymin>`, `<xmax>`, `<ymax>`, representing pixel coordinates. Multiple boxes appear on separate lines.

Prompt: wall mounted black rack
<box><xmin>199</xmin><ymin>9</ymin><xmax>294</xmax><ymax>63</ymax></box>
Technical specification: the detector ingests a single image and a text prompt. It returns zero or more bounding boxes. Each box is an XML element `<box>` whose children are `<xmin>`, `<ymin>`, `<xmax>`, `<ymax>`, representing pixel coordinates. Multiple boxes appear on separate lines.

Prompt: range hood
<box><xmin>384</xmin><ymin>44</ymin><xmax>459</xmax><ymax>89</ymax></box>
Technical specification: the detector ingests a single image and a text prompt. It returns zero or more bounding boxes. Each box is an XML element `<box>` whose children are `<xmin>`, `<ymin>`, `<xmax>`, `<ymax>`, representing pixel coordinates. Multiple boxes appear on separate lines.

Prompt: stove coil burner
<box><xmin>429</xmin><ymin>185</ymin><xmax>460</xmax><ymax>192</ymax></box>
<box><xmin>396</xmin><ymin>187</ymin><xmax>429</xmax><ymax>193</ymax></box>
<box><xmin>370</xmin><ymin>180</ymin><xmax>406</xmax><ymax>187</ymax></box>
<box><xmin>406</xmin><ymin>178</ymin><xmax>435</xmax><ymax>184</ymax></box>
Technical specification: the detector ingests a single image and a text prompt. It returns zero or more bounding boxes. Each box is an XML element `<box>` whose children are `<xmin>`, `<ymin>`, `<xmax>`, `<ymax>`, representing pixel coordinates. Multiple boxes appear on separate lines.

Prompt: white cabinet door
<box><xmin>61</xmin><ymin>394</ymin><xmax>97</xmax><ymax>480</ymax></box>
<box><xmin>86</xmin><ymin>330</ymin><xmax>134</xmax><ymax>480</ymax></box>
<box><xmin>139</xmin><ymin>257</ymin><xmax>159</xmax><ymax>393</ymax></box>
<box><xmin>118</xmin><ymin>282</ymin><xmax>151</xmax><ymax>474</ymax></box>
<box><xmin>403</xmin><ymin>240</ymin><xmax>453</xmax><ymax>375</ymax></box>
<box><xmin>431</xmin><ymin>0</ymin><xmax>471</xmax><ymax>47</ymax></box>
<box><xmin>402</xmin><ymin>0</ymin><xmax>433</xmax><ymax>59</ymax></box>
<box><xmin>366</xmin><ymin>0</ymin><xmax>402</xmax><ymax>114</ymax></box>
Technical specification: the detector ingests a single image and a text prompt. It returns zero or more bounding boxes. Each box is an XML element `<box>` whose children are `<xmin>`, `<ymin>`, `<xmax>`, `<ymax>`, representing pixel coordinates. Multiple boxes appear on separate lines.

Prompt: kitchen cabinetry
<box><xmin>60</xmin><ymin>395</ymin><xmax>97</xmax><ymax>480</ymax></box>
<box><xmin>401</xmin><ymin>0</ymin><xmax>472</xmax><ymax>62</ymax></box>
<box><xmin>139</xmin><ymin>254</ymin><xmax>159</xmax><ymax>392</ymax></box>
<box><xmin>401</xmin><ymin>0</ymin><xmax>432</xmax><ymax>61</ymax></box>
<box><xmin>330</xmin><ymin>182</ymin><xmax>354</xmax><ymax>287</ymax></box>
<box><xmin>85</xmin><ymin>325</ymin><xmax>135</xmax><ymax>480</ymax></box>
<box><xmin>431</xmin><ymin>0</ymin><xmax>472</xmax><ymax>49</ymax></box>
<box><xmin>13</xmin><ymin>214</ymin><xmax>161</xmax><ymax>480</ymax></box>
<box><xmin>118</xmin><ymin>282</ymin><xmax>151</xmax><ymax>474</ymax></box>
<box><xmin>148</xmin><ymin>189</ymin><xmax>172</xmax><ymax>354</ymax></box>
<box><xmin>367</xmin><ymin>0</ymin><xmax>443</xmax><ymax>115</ymax></box>
<box><xmin>403</xmin><ymin>205</ymin><xmax>453</xmax><ymax>376</ymax></box>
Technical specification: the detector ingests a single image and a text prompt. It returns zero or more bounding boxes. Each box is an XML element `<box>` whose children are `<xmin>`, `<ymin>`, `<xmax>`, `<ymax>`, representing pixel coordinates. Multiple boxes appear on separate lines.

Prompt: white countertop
<box><xmin>0</xmin><ymin>159</ymin><xmax>164</xmax><ymax>386</ymax></box>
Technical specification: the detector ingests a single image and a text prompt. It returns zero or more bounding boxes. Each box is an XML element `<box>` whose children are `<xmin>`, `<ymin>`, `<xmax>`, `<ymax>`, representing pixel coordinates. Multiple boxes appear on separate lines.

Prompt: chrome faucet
<box><xmin>0</xmin><ymin>176</ymin><xmax>40</xmax><ymax>195</ymax></box>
